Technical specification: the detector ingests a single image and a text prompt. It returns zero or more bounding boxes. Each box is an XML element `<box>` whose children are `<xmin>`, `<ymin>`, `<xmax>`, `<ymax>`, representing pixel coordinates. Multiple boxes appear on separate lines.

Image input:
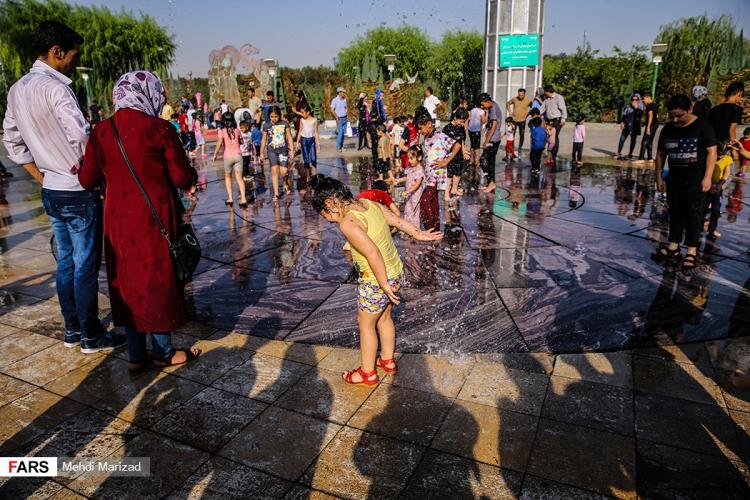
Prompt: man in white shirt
<box><xmin>423</xmin><ymin>86</ymin><xmax>441</xmax><ymax>121</ymax></box>
<box><xmin>3</xmin><ymin>21</ymin><xmax>125</xmax><ymax>353</ymax></box>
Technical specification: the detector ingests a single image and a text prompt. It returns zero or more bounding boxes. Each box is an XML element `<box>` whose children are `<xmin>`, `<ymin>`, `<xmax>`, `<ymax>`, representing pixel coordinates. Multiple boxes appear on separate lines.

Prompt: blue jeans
<box><xmin>124</xmin><ymin>326</ymin><xmax>173</xmax><ymax>362</ymax></box>
<box><xmin>300</xmin><ymin>137</ymin><xmax>317</xmax><ymax>167</ymax></box>
<box><xmin>336</xmin><ymin>117</ymin><xmax>348</xmax><ymax>150</ymax></box>
<box><xmin>41</xmin><ymin>189</ymin><xmax>103</xmax><ymax>340</ymax></box>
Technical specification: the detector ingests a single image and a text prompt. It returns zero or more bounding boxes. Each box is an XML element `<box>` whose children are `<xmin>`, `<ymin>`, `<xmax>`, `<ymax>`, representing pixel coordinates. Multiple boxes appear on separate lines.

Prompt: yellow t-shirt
<box><xmin>160</xmin><ymin>103</ymin><xmax>174</xmax><ymax>121</ymax></box>
<box><xmin>348</xmin><ymin>199</ymin><xmax>403</xmax><ymax>283</ymax></box>
<box><xmin>713</xmin><ymin>155</ymin><xmax>733</xmax><ymax>183</ymax></box>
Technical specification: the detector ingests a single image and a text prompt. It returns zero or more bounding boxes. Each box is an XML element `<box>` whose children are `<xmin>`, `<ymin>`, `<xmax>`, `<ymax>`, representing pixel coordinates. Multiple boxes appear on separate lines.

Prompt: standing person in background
<box><xmin>506</xmin><ymin>88</ymin><xmax>532</xmax><ymax>152</ymax></box>
<box><xmin>572</xmin><ymin>114</ymin><xmax>586</xmax><ymax>166</ymax></box>
<box><xmin>88</xmin><ymin>101</ymin><xmax>102</xmax><ymax>128</ymax></box>
<box><xmin>636</xmin><ymin>92</ymin><xmax>659</xmax><ymax>163</ymax></box>
<box><xmin>539</xmin><ymin>85</ymin><xmax>567</xmax><ymax>164</ymax></box>
<box><xmin>691</xmin><ymin>86</ymin><xmax>712</xmax><ymax>121</ymax></box>
<box><xmin>220</xmin><ymin>99</ymin><xmax>229</xmax><ymax>114</ymax></box>
<box><xmin>213</xmin><ymin>112</ymin><xmax>249</xmax><ymax>208</ymax></box>
<box><xmin>246</xmin><ymin>87</ymin><xmax>262</xmax><ymax>126</ymax></box>
<box><xmin>330</xmin><ymin>86</ymin><xmax>348</xmax><ymax>152</ymax></box>
<box><xmin>479</xmin><ymin>93</ymin><xmax>503</xmax><ymax>193</ymax></box>
<box><xmin>468</xmin><ymin>102</ymin><xmax>485</xmax><ymax>177</ymax></box>
<box><xmin>710</xmin><ymin>81</ymin><xmax>744</xmax><ymax>144</ymax></box>
<box><xmin>262</xmin><ymin>90</ymin><xmax>280</xmax><ymax>123</ymax></box>
<box><xmin>369</xmin><ymin>89</ymin><xmax>388</xmax><ymax>162</ymax></box>
<box><xmin>296</xmin><ymin>104</ymin><xmax>320</xmax><ymax>179</ymax></box>
<box><xmin>289</xmin><ymin>89</ymin><xmax>309</xmax><ymax>141</ymax></box>
<box><xmin>617</xmin><ymin>94</ymin><xmax>644</xmax><ymax>160</ymax></box>
<box><xmin>160</xmin><ymin>96</ymin><xmax>174</xmax><ymax>121</ymax></box>
<box><xmin>653</xmin><ymin>94</ymin><xmax>717</xmax><ymax>273</ymax></box>
<box><xmin>356</xmin><ymin>93</ymin><xmax>371</xmax><ymax>151</ymax></box>
<box><xmin>423</xmin><ymin>86</ymin><xmax>441</xmax><ymax>122</ymax></box>
<box><xmin>3</xmin><ymin>20</ymin><xmax>125</xmax><ymax>353</ymax></box>
<box><xmin>529</xmin><ymin>117</ymin><xmax>547</xmax><ymax>170</ymax></box>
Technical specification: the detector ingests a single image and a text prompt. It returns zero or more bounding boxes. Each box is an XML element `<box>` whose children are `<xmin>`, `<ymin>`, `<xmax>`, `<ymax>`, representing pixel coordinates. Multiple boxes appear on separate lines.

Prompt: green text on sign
<box><xmin>499</xmin><ymin>34</ymin><xmax>540</xmax><ymax>68</ymax></box>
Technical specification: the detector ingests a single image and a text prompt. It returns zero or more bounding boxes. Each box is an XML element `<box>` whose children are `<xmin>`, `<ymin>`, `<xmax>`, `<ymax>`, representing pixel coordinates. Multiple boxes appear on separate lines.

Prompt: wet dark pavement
<box><xmin>180</xmin><ymin>156</ymin><xmax>750</xmax><ymax>355</ymax></box>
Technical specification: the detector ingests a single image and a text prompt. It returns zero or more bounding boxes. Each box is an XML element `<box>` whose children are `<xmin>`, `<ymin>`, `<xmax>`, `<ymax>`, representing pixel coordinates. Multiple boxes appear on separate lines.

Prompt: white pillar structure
<box><xmin>483</xmin><ymin>0</ymin><xmax>545</xmax><ymax>104</ymax></box>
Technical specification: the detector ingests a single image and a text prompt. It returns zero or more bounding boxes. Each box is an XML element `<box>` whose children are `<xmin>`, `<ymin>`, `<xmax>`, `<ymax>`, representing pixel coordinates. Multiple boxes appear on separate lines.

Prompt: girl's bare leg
<box><xmin>233</xmin><ymin>168</ymin><xmax>247</xmax><ymax>203</ymax></box>
<box><xmin>271</xmin><ymin>164</ymin><xmax>280</xmax><ymax>197</ymax></box>
<box><xmin>376</xmin><ymin>303</ymin><xmax>396</xmax><ymax>362</ymax></box>
<box><xmin>224</xmin><ymin>173</ymin><xmax>233</xmax><ymax>202</ymax></box>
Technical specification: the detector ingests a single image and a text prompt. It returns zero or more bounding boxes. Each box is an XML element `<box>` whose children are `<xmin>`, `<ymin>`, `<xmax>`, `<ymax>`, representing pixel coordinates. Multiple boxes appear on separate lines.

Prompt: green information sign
<box><xmin>499</xmin><ymin>34</ymin><xmax>540</xmax><ymax>68</ymax></box>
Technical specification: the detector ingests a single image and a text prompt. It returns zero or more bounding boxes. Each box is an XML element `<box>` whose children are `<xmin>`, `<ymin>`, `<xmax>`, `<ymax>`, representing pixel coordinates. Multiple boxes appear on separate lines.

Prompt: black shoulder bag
<box><xmin>109</xmin><ymin>120</ymin><xmax>201</xmax><ymax>283</ymax></box>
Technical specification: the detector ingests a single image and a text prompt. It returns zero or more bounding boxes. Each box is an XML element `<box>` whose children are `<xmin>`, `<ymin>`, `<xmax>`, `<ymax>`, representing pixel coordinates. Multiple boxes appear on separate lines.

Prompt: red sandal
<box><xmin>376</xmin><ymin>356</ymin><xmax>398</xmax><ymax>373</ymax></box>
<box><xmin>342</xmin><ymin>367</ymin><xmax>379</xmax><ymax>386</ymax></box>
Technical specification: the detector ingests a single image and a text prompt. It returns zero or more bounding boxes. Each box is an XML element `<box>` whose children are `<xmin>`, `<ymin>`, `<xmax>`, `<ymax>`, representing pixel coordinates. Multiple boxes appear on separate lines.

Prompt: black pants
<box><xmin>572</xmin><ymin>142</ymin><xmax>584</xmax><ymax>163</ymax></box>
<box><xmin>618</xmin><ymin>131</ymin><xmax>639</xmax><ymax>157</ymax></box>
<box><xmin>358</xmin><ymin>121</ymin><xmax>368</xmax><ymax>149</ymax></box>
<box><xmin>638</xmin><ymin>129</ymin><xmax>657</xmax><ymax>160</ymax></box>
<box><xmin>242</xmin><ymin>156</ymin><xmax>252</xmax><ymax>177</ymax></box>
<box><xmin>481</xmin><ymin>141</ymin><xmax>501</xmax><ymax>183</ymax></box>
<box><xmin>369</xmin><ymin>124</ymin><xmax>380</xmax><ymax>161</ymax></box>
<box><xmin>667</xmin><ymin>187</ymin><xmax>705</xmax><ymax>248</ymax></box>
<box><xmin>704</xmin><ymin>190</ymin><xmax>721</xmax><ymax>236</ymax></box>
<box><xmin>530</xmin><ymin>148</ymin><xmax>544</xmax><ymax>170</ymax></box>
<box><xmin>550</xmin><ymin>118</ymin><xmax>562</xmax><ymax>160</ymax></box>
<box><xmin>514</xmin><ymin>120</ymin><xmax>526</xmax><ymax>150</ymax></box>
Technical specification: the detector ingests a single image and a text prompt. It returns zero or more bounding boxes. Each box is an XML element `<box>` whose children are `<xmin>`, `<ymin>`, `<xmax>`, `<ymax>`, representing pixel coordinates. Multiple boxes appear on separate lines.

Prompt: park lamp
<box><xmin>384</xmin><ymin>54</ymin><xmax>396</xmax><ymax>73</ymax></box>
<box><xmin>263</xmin><ymin>58</ymin><xmax>277</xmax><ymax>78</ymax></box>
<box><xmin>651</xmin><ymin>43</ymin><xmax>668</xmax><ymax>64</ymax></box>
<box><xmin>76</xmin><ymin>66</ymin><xmax>92</xmax><ymax>80</ymax></box>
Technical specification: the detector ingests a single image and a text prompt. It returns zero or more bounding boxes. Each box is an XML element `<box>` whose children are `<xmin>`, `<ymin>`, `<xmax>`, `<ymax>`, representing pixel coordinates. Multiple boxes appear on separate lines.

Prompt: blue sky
<box><xmin>73</xmin><ymin>0</ymin><xmax>749</xmax><ymax>75</ymax></box>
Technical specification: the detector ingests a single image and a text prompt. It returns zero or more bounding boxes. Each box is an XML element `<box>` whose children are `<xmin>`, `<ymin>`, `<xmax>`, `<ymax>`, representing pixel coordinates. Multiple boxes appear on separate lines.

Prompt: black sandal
<box><xmin>651</xmin><ymin>244</ymin><xmax>680</xmax><ymax>262</ymax></box>
<box><xmin>225</xmin><ymin>200</ymin><xmax>233</xmax><ymax>207</ymax></box>
<box><xmin>681</xmin><ymin>254</ymin><xmax>698</xmax><ymax>272</ymax></box>
<box><xmin>153</xmin><ymin>347</ymin><xmax>201</xmax><ymax>367</ymax></box>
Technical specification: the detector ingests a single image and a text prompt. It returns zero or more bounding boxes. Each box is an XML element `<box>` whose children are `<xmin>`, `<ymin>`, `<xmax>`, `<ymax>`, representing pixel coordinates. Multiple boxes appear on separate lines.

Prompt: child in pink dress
<box><xmin>400</xmin><ymin>145</ymin><xmax>425</xmax><ymax>229</ymax></box>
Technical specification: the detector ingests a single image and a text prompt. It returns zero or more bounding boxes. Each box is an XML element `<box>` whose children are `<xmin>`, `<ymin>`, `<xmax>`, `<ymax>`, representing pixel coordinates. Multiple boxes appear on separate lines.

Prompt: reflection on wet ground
<box><xmin>171</xmin><ymin>157</ymin><xmax>750</xmax><ymax>354</ymax></box>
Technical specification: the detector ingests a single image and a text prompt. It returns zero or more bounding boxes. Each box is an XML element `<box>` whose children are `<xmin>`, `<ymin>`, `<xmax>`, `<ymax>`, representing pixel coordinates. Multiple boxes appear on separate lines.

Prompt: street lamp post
<box><xmin>76</xmin><ymin>66</ymin><xmax>93</xmax><ymax>110</ymax></box>
<box><xmin>384</xmin><ymin>54</ymin><xmax>396</xmax><ymax>82</ymax></box>
<box><xmin>263</xmin><ymin>58</ymin><xmax>278</xmax><ymax>96</ymax></box>
<box><xmin>650</xmin><ymin>43</ymin><xmax>668</xmax><ymax>98</ymax></box>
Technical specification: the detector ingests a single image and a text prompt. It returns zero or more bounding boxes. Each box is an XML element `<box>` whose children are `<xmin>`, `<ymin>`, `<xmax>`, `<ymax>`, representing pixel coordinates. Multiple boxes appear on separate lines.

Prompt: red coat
<box><xmin>80</xmin><ymin>108</ymin><xmax>194</xmax><ymax>332</ymax></box>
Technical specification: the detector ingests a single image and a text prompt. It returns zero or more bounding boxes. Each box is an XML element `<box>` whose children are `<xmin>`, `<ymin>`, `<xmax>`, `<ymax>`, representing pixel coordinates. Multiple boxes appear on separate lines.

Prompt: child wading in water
<box><xmin>311</xmin><ymin>175</ymin><xmax>442</xmax><ymax>385</ymax></box>
<box><xmin>260</xmin><ymin>106</ymin><xmax>295</xmax><ymax>199</ymax></box>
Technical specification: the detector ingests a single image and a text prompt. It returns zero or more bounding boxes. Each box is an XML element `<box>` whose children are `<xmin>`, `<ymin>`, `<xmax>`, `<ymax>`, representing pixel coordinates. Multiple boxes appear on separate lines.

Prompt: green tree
<box><xmin>427</xmin><ymin>30</ymin><xmax>484</xmax><ymax>101</ymax></box>
<box><xmin>0</xmin><ymin>0</ymin><xmax>174</xmax><ymax>117</ymax></box>
<box><xmin>655</xmin><ymin>15</ymin><xmax>750</xmax><ymax>99</ymax></box>
<box><xmin>335</xmin><ymin>26</ymin><xmax>432</xmax><ymax>80</ymax></box>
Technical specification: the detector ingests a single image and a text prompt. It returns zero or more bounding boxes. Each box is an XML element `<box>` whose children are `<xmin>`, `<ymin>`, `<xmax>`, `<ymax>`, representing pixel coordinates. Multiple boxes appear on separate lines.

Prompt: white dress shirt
<box><xmin>3</xmin><ymin>60</ymin><xmax>90</xmax><ymax>191</ymax></box>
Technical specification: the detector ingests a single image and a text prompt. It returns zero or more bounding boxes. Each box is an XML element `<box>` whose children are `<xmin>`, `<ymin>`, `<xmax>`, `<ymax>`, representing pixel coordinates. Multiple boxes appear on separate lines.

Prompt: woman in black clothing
<box><xmin>356</xmin><ymin>93</ymin><xmax>370</xmax><ymax>150</ymax></box>
<box><xmin>617</xmin><ymin>94</ymin><xmax>644</xmax><ymax>160</ymax></box>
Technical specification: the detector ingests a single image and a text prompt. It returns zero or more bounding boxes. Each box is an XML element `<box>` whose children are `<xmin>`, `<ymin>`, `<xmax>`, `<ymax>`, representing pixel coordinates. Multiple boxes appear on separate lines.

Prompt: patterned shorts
<box><xmin>357</xmin><ymin>275</ymin><xmax>403</xmax><ymax>314</ymax></box>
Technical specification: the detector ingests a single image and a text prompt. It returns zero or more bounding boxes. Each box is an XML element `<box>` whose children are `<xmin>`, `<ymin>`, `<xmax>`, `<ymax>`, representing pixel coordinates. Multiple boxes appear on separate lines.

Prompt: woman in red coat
<box><xmin>79</xmin><ymin>71</ymin><xmax>200</xmax><ymax>370</ymax></box>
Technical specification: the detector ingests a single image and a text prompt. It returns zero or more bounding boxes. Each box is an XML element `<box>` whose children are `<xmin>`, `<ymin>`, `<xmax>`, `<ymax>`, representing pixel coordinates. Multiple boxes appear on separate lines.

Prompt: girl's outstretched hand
<box><xmin>415</xmin><ymin>229</ymin><xmax>443</xmax><ymax>241</ymax></box>
<box><xmin>383</xmin><ymin>283</ymin><xmax>401</xmax><ymax>305</ymax></box>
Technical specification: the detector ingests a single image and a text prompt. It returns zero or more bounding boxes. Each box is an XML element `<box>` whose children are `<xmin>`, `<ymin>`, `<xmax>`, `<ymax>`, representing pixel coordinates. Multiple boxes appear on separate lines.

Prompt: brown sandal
<box><xmin>153</xmin><ymin>347</ymin><xmax>201</xmax><ymax>367</ymax></box>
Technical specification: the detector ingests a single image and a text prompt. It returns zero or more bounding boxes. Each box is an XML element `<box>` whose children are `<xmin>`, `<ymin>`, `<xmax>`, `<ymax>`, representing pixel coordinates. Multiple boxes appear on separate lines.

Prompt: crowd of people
<box><xmin>3</xmin><ymin>19</ymin><xmax>750</xmax><ymax>389</ymax></box>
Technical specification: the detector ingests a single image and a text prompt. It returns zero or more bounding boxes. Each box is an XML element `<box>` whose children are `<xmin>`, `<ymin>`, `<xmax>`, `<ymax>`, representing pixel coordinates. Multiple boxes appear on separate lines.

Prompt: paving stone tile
<box><xmin>2</xmin><ymin>343</ymin><xmax>104</xmax><ymax>386</ymax></box>
<box><xmin>388</xmin><ymin>353</ymin><xmax>475</xmax><ymax>397</ymax></box>
<box><xmin>207</xmin><ymin>331</ymin><xmax>332</xmax><ymax>365</ymax></box>
<box><xmin>44</xmin><ymin>356</ymin><xmax>146</xmax><ymax>406</ymax></box>
<box><xmin>457</xmin><ymin>362</ymin><xmax>549</xmax><ymax>416</ymax></box>
<box><xmin>212</xmin><ymin>353</ymin><xmax>311</xmax><ymax>403</ymax></box>
<box><xmin>720</xmin><ymin>382</ymin><xmax>750</xmax><ymax>414</ymax></box>
<box><xmin>0</xmin><ymin>389</ymin><xmax>86</xmax><ymax>456</ymax></box>
<box><xmin>282</xmin><ymin>484</ymin><xmax>340</xmax><ymax>499</ymax></box>
<box><xmin>636</xmin><ymin>440</ymin><xmax>750</xmax><ymax>498</ymax></box>
<box><xmin>527</xmin><ymin>418</ymin><xmax>636</xmax><ymax>497</ymax></box>
<box><xmin>730</xmin><ymin>409</ymin><xmax>750</xmax><ymax>464</ymax></box>
<box><xmin>153</xmin><ymin>387</ymin><xmax>266</xmax><ymax>452</ymax></box>
<box><xmin>302</xmin><ymin>426</ymin><xmax>423</xmax><ymax>498</ymax></box>
<box><xmin>173</xmin><ymin>321</ymin><xmax>218</xmax><ymax>339</ymax></box>
<box><xmin>219</xmin><ymin>406</ymin><xmax>340</xmax><ymax>481</ymax></box>
<box><xmin>66</xmin><ymin>431</ymin><xmax>210</xmax><ymax>498</ymax></box>
<box><xmin>0</xmin><ymin>372</ymin><xmax>37</xmax><ymax>407</ymax></box>
<box><xmin>401</xmin><ymin>449</ymin><xmax>522</xmax><ymax>499</ymax></box>
<box><xmin>92</xmin><ymin>371</ymin><xmax>204</xmax><ymax>427</ymax></box>
<box><xmin>347</xmin><ymin>384</ymin><xmax>452</xmax><ymax>446</ymax></box>
<box><xmin>49</xmin><ymin>487</ymin><xmax>89</xmax><ymax>499</ymax></box>
<box><xmin>432</xmin><ymin>400</ymin><xmax>537</xmax><ymax>471</ymax></box>
<box><xmin>316</xmin><ymin>346</ymin><xmax>362</xmax><ymax>373</ymax></box>
<box><xmin>475</xmin><ymin>352</ymin><xmax>555</xmax><ymax>375</ymax></box>
<box><xmin>634</xmin><ymin>391</ymin><xmax>742</xmax><ymax>458</ymax></box>
<box><xmin>166</xmin><ymin>456</ymin><xmax>291</xmax><ymax>499</ymax></box>
<box><xmin>276</xmin><ymin>367</ymin><xmax>375</xmax><ymax>424</ymax></box>
<box><xmin>520</xmin><ymin>474</ymin><xmax>611</xmax><ymax>499</ymax></box>
<box><xmin>0</xmin><ymin>324</ymin><xmax>22</xmax><ymax>340</ymax></box>
<box><xmin>633</xmin><ymin>354</ymin><xmax>724</xmax><ymax>406</ymax></box>
<box><xmin>0</xmin><ymin>329</ymin><xmax>58</xmax><ymax>368</ymax></box>
<box><xmin>159</xmin><ymin>339</ymin><xmax>253</xmax><ymax>384</ymax></box>
<box><xmin>543</xmin><ymin>375</ymin><xmax>634</xmax><ymax>436</ymax></box>
<box><xmin>0</xmin><ymin>477</ymin><xmax>65</xmax><ymax>499</ymax></box>
<box><xmin>553</xmin><ymin>352</ymin><xmax>632</xmax><ymax>388</ymax></box>
<box><xmin>633</xmin><ymin>343</ymin><xmax>712</xmax><ymax>368</ymax></box>
<box><xmin>28</xmin><ymin>407</ymin><xmax>141</xmax><ymax>465</ymax></box>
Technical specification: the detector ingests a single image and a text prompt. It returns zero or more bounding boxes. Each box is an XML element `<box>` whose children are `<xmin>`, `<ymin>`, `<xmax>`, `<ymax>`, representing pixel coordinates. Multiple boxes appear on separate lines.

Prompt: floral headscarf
<box><xmin>112</xmin><ymin>71</ymin><xmax>166</xmax><ymax>117</ymax></box>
